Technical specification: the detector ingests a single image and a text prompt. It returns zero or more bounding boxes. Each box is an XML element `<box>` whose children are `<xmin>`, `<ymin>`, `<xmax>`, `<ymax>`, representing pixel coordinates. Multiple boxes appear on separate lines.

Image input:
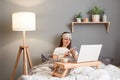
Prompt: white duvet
<box><xmin>18</xmin><ymin>63</ymin><xmax>120</xmax><ymax>80</ymax></box>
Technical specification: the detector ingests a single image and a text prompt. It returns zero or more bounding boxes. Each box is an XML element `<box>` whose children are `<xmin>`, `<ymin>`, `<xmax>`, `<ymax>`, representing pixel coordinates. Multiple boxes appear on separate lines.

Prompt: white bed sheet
<box><xmin>18</xmin><ymin>62</ymin><xmax>120</xmax><ymax>80</ymax></box>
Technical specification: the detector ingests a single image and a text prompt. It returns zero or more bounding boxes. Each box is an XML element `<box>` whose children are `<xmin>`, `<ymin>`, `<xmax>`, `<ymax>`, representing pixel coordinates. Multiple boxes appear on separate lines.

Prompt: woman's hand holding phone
<box><xmin>70</xmin><ymin>48</ymin><xmax>76</xmax><ymax>56</ymax></box>
<box><xmin>64</xmin><ymin>51</ymin><xmax>70</xmax><ymax>57</ymax></box>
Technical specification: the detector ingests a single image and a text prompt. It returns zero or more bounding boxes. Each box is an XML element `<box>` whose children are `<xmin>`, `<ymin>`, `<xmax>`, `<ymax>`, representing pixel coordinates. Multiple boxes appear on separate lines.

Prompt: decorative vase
<box><xmin>102</xmin><ymin>14</ymin><xmax>107</xmax><ymax>22</ymax></box>
<box><xmin>92</xmin><ymin>15</ymin><xmax>100</xmax><ymax>22</ymax></box>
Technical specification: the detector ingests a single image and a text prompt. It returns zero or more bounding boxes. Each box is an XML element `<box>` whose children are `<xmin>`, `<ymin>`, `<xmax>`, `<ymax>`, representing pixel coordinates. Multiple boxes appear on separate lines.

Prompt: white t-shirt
<box><xmin>53</xmin><ymin>47</ymin><xmax>78</xmax><ymax>59</ymax></box>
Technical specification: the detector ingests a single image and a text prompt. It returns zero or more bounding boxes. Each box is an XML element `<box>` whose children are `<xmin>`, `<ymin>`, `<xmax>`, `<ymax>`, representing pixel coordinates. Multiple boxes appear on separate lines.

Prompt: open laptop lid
<box><xmin>77</xmin><ymin>44</ymin><xmax>102</xmax><ymax>62</ymax></box>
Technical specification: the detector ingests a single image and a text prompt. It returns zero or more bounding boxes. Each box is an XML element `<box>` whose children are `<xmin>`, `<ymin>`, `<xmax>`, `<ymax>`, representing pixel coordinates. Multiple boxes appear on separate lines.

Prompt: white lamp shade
<box><xmin>12</xmin><ymin>12</ymin><xmax>36</xmax><ymax>31</ymax></box>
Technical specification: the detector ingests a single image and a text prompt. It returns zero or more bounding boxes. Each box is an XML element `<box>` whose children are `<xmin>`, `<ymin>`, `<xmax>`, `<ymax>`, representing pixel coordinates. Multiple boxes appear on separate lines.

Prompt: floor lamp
<box><xmin>11</xmin><ymin>12</ymin><xmax>36</xmax><ymax>80</ymax></box>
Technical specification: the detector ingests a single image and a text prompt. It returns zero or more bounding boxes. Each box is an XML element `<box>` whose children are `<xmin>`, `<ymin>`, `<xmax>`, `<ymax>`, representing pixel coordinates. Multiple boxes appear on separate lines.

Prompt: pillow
<box><xmin>99</xmin><ymin>56</ymin><xmax>113</xmax><ymax>65</ymax></box>
<box><xmin>41</xmin><ymin>54</ymin><xmax>52</xmax><ymax>63</ymax></box>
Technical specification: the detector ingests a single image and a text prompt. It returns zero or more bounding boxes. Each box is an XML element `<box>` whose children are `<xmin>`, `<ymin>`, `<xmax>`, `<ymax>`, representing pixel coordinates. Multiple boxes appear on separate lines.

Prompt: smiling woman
<box><xmin>8</xmin><ymin>0</ymin><xmax>47</xmax><ymax>7</ymax></box>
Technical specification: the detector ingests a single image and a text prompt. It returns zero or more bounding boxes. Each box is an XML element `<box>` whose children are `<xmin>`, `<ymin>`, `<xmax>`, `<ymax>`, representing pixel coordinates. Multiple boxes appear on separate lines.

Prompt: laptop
<box><xmin>72</xmin><ymin>44</ymin><xmax>102</xmax><ymax>63</ymax></box>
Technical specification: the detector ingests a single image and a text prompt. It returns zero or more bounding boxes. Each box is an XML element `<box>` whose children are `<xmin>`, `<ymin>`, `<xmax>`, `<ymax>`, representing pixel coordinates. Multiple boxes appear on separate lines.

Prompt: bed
<box><xmin>17</xmin><ymin>54</ymin><xmax>120</xmax><ymax>80</ymax></box>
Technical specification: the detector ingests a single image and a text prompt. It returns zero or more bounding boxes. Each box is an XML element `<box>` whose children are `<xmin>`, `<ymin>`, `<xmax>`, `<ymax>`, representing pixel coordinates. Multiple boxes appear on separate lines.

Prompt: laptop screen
<box><xmin>77</xmin><ymin>44</ymin><xmax>102</xmax><ymax>62</ymax></box>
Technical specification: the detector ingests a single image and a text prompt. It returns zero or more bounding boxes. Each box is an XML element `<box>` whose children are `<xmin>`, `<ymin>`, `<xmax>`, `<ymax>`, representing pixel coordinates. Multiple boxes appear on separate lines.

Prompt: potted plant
<box><xmin>88</xmin><ymin>5</ymin><xmax>105</xmax><ymax>22</ymax></box>
<box><xmin>75</xmin><ymin>12</ymin><xmax>83</xmax><ymax>22</ymax></box>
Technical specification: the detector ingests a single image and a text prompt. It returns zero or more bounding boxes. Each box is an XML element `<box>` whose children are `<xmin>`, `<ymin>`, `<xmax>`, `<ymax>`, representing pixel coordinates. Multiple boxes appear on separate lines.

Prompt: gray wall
<box><xmin>0</xmin><ymin>0</ymin><xmax>120</xmax><ymax>80</ymax></box>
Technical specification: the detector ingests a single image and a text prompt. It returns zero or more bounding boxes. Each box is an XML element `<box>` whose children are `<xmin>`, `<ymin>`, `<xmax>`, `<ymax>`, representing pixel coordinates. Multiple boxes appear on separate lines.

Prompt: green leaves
<box><xmin>75</xmin><ymin>12</ymin><xmax>83</xmax><ymax>19</ymax></box>
<box><xmin>88</xmin><ymin>6</ymin><xmax>105</xmax><ymax>15</ymax></box>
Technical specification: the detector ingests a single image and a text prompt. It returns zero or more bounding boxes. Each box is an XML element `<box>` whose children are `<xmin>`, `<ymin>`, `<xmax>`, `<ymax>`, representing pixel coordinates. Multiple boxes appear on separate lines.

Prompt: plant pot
<box><xmin>92</xmin><ymin>15</ymin><xmax>100</xmax><ymax>22</ymax></box>
<box><xmin>83</xmin><ymin>18</ymin><xmax>89</xmax><ymax>22</ymax></box>
<box><xmin>76</xmin><ymin>18</ymin><xmax>81</xmax><ymax>22</ymax></box>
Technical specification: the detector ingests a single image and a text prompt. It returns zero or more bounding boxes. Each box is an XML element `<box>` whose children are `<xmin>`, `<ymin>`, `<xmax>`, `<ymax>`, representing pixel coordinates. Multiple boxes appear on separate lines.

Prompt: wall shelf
<box><xmin>71</xmin><ymin>21</ymin><xmax>110</xmax><ymax>33</ymax></box>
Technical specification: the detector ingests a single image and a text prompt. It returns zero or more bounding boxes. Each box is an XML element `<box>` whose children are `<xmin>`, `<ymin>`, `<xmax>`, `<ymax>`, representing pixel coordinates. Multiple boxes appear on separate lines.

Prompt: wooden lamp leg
<box><xmin>10</xmin><ymin>46</ymin><xmax>32</xmax><ymax>80</ymax></box>
<box><xmin>23</xmin><ymin>47</ymin><xmax>28</xmax><ymax>75</ymax></box>
<box><xmin>26</xmin><ymin>47</ymin><xmax>32</xmax><ymax>68</ymax></box>
<box><xmin>10</xmin><ymin>46</ymin><xmax>22</xmax><ymax>80</ymax></box>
